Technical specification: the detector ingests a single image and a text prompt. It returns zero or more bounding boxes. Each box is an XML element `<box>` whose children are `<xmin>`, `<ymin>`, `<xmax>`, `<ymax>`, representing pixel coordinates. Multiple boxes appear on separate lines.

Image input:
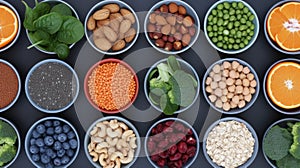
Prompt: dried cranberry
<box><xmin>151</xmin><ymin>154</ymin><xmax>160</xmax><ymax>162</ymax></box>
<box><xmin>151</xmin><ymin>127</ymin><xmax>158</xmax><ymax>135</ymax></box>
<box><xmin>156</xmin><ymin>158</ymin><xmax>166</xmax><ymax>167</ymax></box>
<box><xmin>152</xmin><ymin>133</ymin><xmax>164</xmax><ymax>142</ymax></box>
<box><xmin>156</xmin><ymin>124</ymin><xmax>164</xmax><ymax>134</ymax></box>
<box><xmin>168</xmin><ymin>134</ymin><xmax>179</xmax><ymax>143</ymax></box>
<box><xmin>174</xmin><ymin>160</ymin><xmax>183</xmax><ymax>168</ymax></box>
<box><xmin>158</xmin><ymin>140</ymin><xmax>169</xmax><ymax>149</ymax></box>
<box><xmin>163</xmin><ymin>127</ymin><xmax>174</xmax><ymax>133</ymax></box>
<box><xmin>159</xmin><ymin>151</ymin><xmax>169</xmax><ymax>159</ymax></box>
<box><xmin>170</xmin><ymin>153</ymin><xmax>182</xmax><ymax>161</ymax></box>
<box><xmin>182</xmin><ymin>154</ymin><xmax>189</xmax><ymax>164</ymax></box>
<box><xmin>165</xmin><ymin>120</ymin><xmax>174</xmax><ymax>127</ymax></box>
<box><xmin>187</xmin><ymin>129</ymin><xmax>193</xmax><ymax>135</ymax></box>
<box><xmin>186</xmin><ymin>136</ymin><xmax>197</xmax><ymax>145</ymax></box>
<box><xmin>174</xmin><ymin>123</ymin><xmax>186</xmax><ymax>132</ymax></box>
<box><xmin>147</xmin><ymin>141</ymin><xmax>156</xmax><ymax>153</ymax></box>
<box><xmin>186</xmin><ymin>146</ymin><xmax>196</xmax><ymax>157</ymax></box>
<box><xmin>168</xmin><ymin>145</ymin><xmax>177</xmax><ymax>155</ymax></box>
<box><xmin>167</xmin><ymin>161</ymin><xmax>175</xmax><ymax>168</ymax></box>
<box><xmin>177</xmin><ymin>141</ymin><xmax>188</xmax><ymax>154</ymax></box>
<box><xmin>177</xmin><ymin>133</ymin><xmax>186</xmax><ymax>142</ymax></box>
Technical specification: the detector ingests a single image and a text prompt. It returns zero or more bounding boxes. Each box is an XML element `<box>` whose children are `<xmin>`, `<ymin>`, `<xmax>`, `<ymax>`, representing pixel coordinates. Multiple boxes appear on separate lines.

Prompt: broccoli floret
<box><xmin>0</xmin><ymin>144</ymin><xmax>16</xmax><ymax>166</ymax></box>
<box><xmin>149</xmin><ymin>78</ymin><xmax>171</xmax><ymax>93</ymax></box>
<box><xmin>0</xmin><ymin>121</ymin><xmax>17</xmax><ymax>146</ymax></box>
<box><xmin>289</xmin><ymin>122</ymin><xmax>300</xmax><ymax>159</ymax></box>
<box><xmin>276</xmin><ymin>154</ymin><xmax>300</xmax><ymax>168</ymax></box>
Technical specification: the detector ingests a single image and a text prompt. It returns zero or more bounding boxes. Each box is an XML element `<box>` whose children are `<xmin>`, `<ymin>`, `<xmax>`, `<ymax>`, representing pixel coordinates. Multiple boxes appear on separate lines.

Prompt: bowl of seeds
<box><xmin>0</xmin><ymin>59</ymin><xmax>21</xmax><ymax>113</ymax></box>
<box><xmin>203</xmin><ymin>58</ymin><xmax>259</xmax><ymax>114</ymax></box>
<box><xmin>203</xmin><ymin>117</ymin><xmax>259</xmax><ymax>168</ymax></box>
<box><xmin>25</xmin><ymin>59</ymin><xmax>79</xmax><ymax>113</ymax></box>
<box><xmin>84</xmin><ymin>58</ymin><xmax>139</xmax><ymax>114</ymax></box>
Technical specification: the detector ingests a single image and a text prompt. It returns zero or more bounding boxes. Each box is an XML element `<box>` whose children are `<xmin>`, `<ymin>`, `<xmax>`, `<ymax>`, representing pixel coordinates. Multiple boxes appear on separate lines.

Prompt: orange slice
<box><xmin>267</xmin><ymin>62</ymin><xmax>300</xmax><ymax>109</ymax></box>
<box><xmin>267</xmin><ymin>2</ymin><xmax>300</xmax><ymax>51</ymax></box>
<box><xmin>0</xmin><ymin>5</ymin><xmax>18</xmax><ymax>48</ymax></box>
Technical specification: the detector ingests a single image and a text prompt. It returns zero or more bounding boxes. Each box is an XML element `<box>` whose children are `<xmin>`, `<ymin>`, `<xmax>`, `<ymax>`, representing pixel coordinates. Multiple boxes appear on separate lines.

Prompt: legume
<box><xmin>88</xmin><ymin>62</ymin><xmax>136</xmax><ymax>111</ymax></box>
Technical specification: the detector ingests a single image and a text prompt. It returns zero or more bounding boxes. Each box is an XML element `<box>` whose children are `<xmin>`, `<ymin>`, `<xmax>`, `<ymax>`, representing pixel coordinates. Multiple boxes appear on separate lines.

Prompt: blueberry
<box><xmin>45</xmin><ymin>162</ymin><xmax>54</xmax><ymax>168</ymax></box>
<box><xmin>39</xmin><ymin>146</ymin><xmax>47</xmax><ymax>153</ymax></box>
<box><xmin>46</xmin><ymin>148</ymin><xmax>54</xmax><ymax>157</ymax></box>
<box><xmin>44</xmin><ymin>120</ymin><xmax>52</xmax><ymax>127</ymax></box>
<box><xmin>66</xmin><ymin>149</ymin><xmax>74</xmax><ymax>157</ymax></box>
<box><xmin>53</xmin><ymin>158</ymin><xmax>61</xmax><ymax>166</ymax></box>
<box><xmin>57</xmin><ymin>149</ymin><xmax>65</xmax><ymax>157</ymax></box>
<box><xmin>61</xmin><ymin>155</ymin><xmax>70</xmax><ymax>165</ymax></box>
<box><xmin>36</xmin><ymin>124</ymin><xmax>46</xmax><ymax>134</ymax></box>
<box><xmin>55</xmin><ymin>126</ymin><xmax>62</xmax><ymax>134</ymax></box>
<box><xmin>31</xmin><ymin>154</ymin><xmax>40</xmax><ymax>162</ymax></box>
<box><xmin>58</xmin><ymin>133</ymin><xmax>67</xmax><ymax>142</ymax></box>
<box><xmin>35</xmin><ymin>138</ymin><xmax>44</xmax><ymax>147</ymax></box>
<box><xmin>41</xmin><ymin>154</ymin><xmax>50</xmax><ymax>164</ymax></box>
<box><xmin>62</xmin><ymin>124</ymin><xmax>71</xmax><ymax>133</ymax></box>
<box><xmin>67</xmin><ymin>131</ymin><xmax>75</xmax><ymax>139</ymax></box>
<box><xmin>46</xmin><ymin>127</ymin><xmax>54</xmax><ymax>135</ymax></box>
<box><xmin>69</xmin><ymin>139</ymin><xmax>78</xmax><ymax>149</ymax></box>
<box><xmin>53</xmin><ymin>134</ymin><xmax>58</xmax><ymax>140</ymax></box>
<box><xmin>53</xmin><ymin>120</ymin><xmax>60</xmax><ymax>127</ymax></box>
<box><xmin>44</xmin><ymin>136</ymin><xmax>54</xmax><ymax>146</ymax></box>
<box><xmin>29</xmin><ymin>145</ymin><xmax>39</xmax><ymax>154</ymax></box>
<box><xmin>32</xmin><ymin>130</ymin><xmax>41</xmax><ymax>138</ymax></box>
<box><xmin>54</xmin><ymin>141</ymin><xmax>62</xmax><ymax>151</ymax></box>
<box><xmin>30</xmin><ymin>138</ymin><xmax>36</xmax><ymax>145</ymax></box>
<box><xmin>62</xmin><ymin>142</ymin><xmax>70</xmax><ymax>150</ymax></box>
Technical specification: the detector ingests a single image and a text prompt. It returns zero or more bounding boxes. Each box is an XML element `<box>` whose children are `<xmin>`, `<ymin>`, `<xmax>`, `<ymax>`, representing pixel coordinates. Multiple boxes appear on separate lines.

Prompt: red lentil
<box><xmin>88</xmin><ymin>62</ymin><xmax>136</xmax><ymax>111</ymax></box>
<box><xmin>0</xmin><ymin>62</ymin><xmax>18</xmax><ymax>108</ymax></box>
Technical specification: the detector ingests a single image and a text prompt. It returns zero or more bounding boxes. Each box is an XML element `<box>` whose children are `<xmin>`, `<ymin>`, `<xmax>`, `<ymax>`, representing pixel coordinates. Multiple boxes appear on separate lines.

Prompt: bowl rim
<box><xmin>83</xmin><ymin>116</ymin><xmax>141</xmax><ymax>168</ymax></box>
<box><xmin>144</xmin><ymin>0</ymin><xmax>201</xmax><ymax>55</ymax></box>
<box><xmin>144</xmin><ymin>117</ymin><xmax>200</xmax><ymax>168</ymax></box>
<box><xmin>0</xmin><ymin>59</ymin><xmax>21</xmax><ymax>113</ymax></box>
<box><xmin>262</xmin><ymin>118</ymin><xmax>300</xmax><ymax>167</ymax></box>
<box><xmin>143</xmin><ymin>57</ymin><xmax>200</xmax><ymax>114</ymax></box>
<box><xmin>264</xmin><ymin>0</ymin><xmax>300</xmax><ymax>55</ymax></box>
<box><xmin>84</xmin><ymin>0</ymin><xmax>140</xmax><ymax>55</ymax></box>
<box><xmin>0</xmin><ymin>117</ymin><xmax>21</xmax><ymax>168</ymax></box>
<box><xmin>24</xmin><ymin>116</ymin><xmax>80</xmax><ymax>168</ymax></box>
<box><xmin>25</xmin><ymin>59</ymin><xmax>80</xmax><ymax>113</ymax></box>
<box><xmin>263</xmin><ymin>58</ymin><xmax>300</xmax><ymax>114</ymax></box>
<box><xmin>202</xmin><ymin>117</ymin><xmax>259</xmax><ymax>168</ymax></box>
<box><xmin>25</xmin><ymin>0</ymin><xmax>80</xmax><ymax>55</ymax></box>
<box><xmin>204</xmin><ymin>0</ymin><xmax>260</xmax><ymax>54</ymax></box>
<box><xmin>202</xmin><ymin>58</ymin><xmax>260</xmax><ymax>114</ymax></box>
<box><xmin>0</xmin><ymin>1</ymin><xmax>21</xmax><ymax>53</ymax></box>
<box><xmin>84</xmin><ymin>58</ymin><xmax>139</xmax><ymax>114</ymax></box>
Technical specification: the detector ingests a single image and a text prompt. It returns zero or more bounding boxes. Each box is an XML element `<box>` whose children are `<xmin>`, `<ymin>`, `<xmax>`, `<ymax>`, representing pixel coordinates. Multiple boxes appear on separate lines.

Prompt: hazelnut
<box><xmin>147</xmin><ymin>24</ymin><xmax>156</xmax><ymax>32</ymax></box>
<box><xmin>168</xmin><ymin>2</ymin><xmax>178</xmax><ymax>13</ymax></box>
<box><xmin>173</xmin><ymin>41</ymin><xmax>182</xmax><ymax>50</ymax></box>
<box><xmin>189</xmin><ymin>27</ymin><xmax>196</xmax><ymax>36</ymax></box>
<box><xmin>162</xmin><ymin>35</ymin><xmax>168</xmax><ymax>42</ymax></box>
<box><xmin>164</xmin><ymin>42</ymin><xmax>173</xmax><ymax>51</ymax></box>
<box><xmin>148</xmin><ymin>32</ymin><xmax>154</xmax><ymax>39</ymax></box>
<box><xmin>160</xmin><ymin>4</ymin><xmax>169</xmax><ymax>13</ymax></box>
<box><xmin>180</xmin><ymin>25</ymin><xmax>188</xmax><ymax>34</ymax></box>
<box><xmin>153</xmin><ymin>32</ymin><xmax>162</xmax><ymax>39</ymax></box>
<box><xmin>155</xmin><ymin>39</ymin><xmax>165</xmax><ymax>48</ymax></box>
<box><xmin>168</xmin><ymin>36</ymin><xmax>175</xmax><ymax>43</ymax></box>
<box><xmin>174</xmin><ymin>32</ymin><xmax>182</xmax><ymax>41</ymax></box>
<box><xmin>183</xmin><ymin>16</ymin><xmax>194</xmax><ymax>27</ymax></box>
<box><xmin>182</xmin><ymin>34</ymin><xmax>191</xmax><ymax>47</ymax></box>
<box><xmin>178</xmin><ymin>5</ymin><xmax>187</xmax><ymax>15</ymax></box>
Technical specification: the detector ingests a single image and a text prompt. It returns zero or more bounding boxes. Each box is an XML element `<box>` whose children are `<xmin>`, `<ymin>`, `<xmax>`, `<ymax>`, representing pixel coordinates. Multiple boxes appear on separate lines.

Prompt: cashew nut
<box><xmin>116</xmin><ymin>139</ymin><xmax>128</xmax><ymax>150</ymax></box>
<box><xmin>99</xmin><ymin>153</ymin><xmax>108</xmax><ymax>166</ymax></box>
<box><xmin>129</xmin><ymin>137</ymin><xmax>137</xmax><ymax>149</ymax></box>
<box><xmin>105</xmin><ymin>161</ymin><xmax>115</xmax><ymax>168</ymax></box>
<box><xmin>120</xmin><ymin>149</ymin><xmax>134</xmax><ymax>164</ymax></box>
<box><xmin>110</xmin><ymin>151</ymin><xmax>124</xmax><ymax>161</ymax></box>
<box><xmin>91</xmin><ymin>136</ymin><xmax>104</xmax><ymax>143</ymax></box>
<box><xmin>115</xmin><ymin>158</ymin><xmax>121</xmax><ymax>168</ymax></box>
<box><xmin>126</xmin><ymin>133</ymin><xmax>135</xmax><ymax>142</ymax></box>
<box><xmin>96</xmin><ymin>123</ymin><xmax>107</xmax><ymax>137</ymax></box>
<box><xmin>90</xmin><ymin>127</ymin><xmax>98</xmax><ymax>136</ymax></box>
<box><xmin>109</xmin><ymin>119</ymin><xmax>119</xmax><ymax>129</ymax></box>
<box><xmin>122</xmin><ymin>130</ymin><xmax>133</xmax><ymax>140</ymax></box>
<box><xmin>121</xmin><ymin>148</ymin><xmax>128</xmax><ymax>157</ymax></box>
<box><xmin>106</xmin><ymin>137</ymin><xmax>118</xmax><ymax>147</ymax></box>
<box><xmin>88</xmin><ymin>142</ymin><xmax>96</xmax><ymax>152</ymax></box>
<box><xmin>95</xmin><ymin>148</ymin><xmax>107</xmax><ymax>154</ymax></box>
<box><xmin>118</xmin><ymin>122</ymin><xmax>128</xmax><ymax>130</ymax></box>
<box><xmin>90</xmin><ymin>151</ymin><xmax>99</xmax><ymax>162</ymax></box>
<box><xmin>96</xmin><ymin>142</ymin><xmax>109</xmax><ymax>150</ymax></box>
<box><xmin>107</xmin><ymin>128</ymin><xmax>122</xmax><ymax>138</ymax></box>
<box><xmin>108</xmin><ymin>147</ymin><xmax>116</xmax><ymax>155</ymax></box>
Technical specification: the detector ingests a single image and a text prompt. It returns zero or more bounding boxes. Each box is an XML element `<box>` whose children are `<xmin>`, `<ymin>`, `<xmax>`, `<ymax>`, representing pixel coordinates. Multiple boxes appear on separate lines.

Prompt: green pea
<box><xmin>224</xmin><ymin>36</ymin><xmax>229</xmax><ymax>41</ymax></box>
<box><xmin>218</xmin><ymin>26</ymin><xmax>224</xmax><ymax>32</ymax></box>
<box><xmin>208</xmin><ymin>15</ymin><xmax>213</xmax><ymax>22</ymax></box>
<box><xmin>218</xmin><ymin>11</ymin><xmax>223</xmax><ymax>18</ymax></box>
<box><xmin>237</xmin><ymin>31</ymin><xmax>242</xmax><ymax>38</ymax></box>
<box><xmin>217</xmin><ymin>4</ymin><xmax>224</xmax><ymax>10</ymax></box>
<box><xmin>212</xmin><ymin>37</ymin><xmax>218</xmax><ymax>43</ymax></box>
<box><xmin>207</xmin><ymin>25</ymin><xmax>213</xmax><ymax>32</ymax></box>
<box><xmin>229</xmin><ymin>15</ymin><xmax>236</xmax><ymax>21</ymax></box>
<box><xmin>239</xmin><ymin>43</ymin><xmax>245</xmax><ymax>48</ymax></box>
<box><xmin>246</xmin><ymin>29</ymin><xmax>250</xmax><ymax>33</ymax></box>
<box><xmin>218</xmin><ymin>36</ymin><xmax>223</xmax><ymax>41</ymax></box>
<box><xmin>213</xmin><ymin>17</ymin><xmax>218</xmax><ymax>24</ymax></box>
<box><xmin>217</xmin><ymin>42</ymin><xmax>223</xmax><ymax>47</ymax></box>
<box><xmin>234</xmin><ymin>21</ymin><xmax>240</xmax><ymax>27</ymax></box>
<box><xmin>208</xmin><ymin>32</ymin><xmax>214</xmax><ymax>37</ymax></box>
<box><xmin>223</xmin><ymin>29</ymin><xmax>230</xmax><ymax>35</ymax></box>
<box><xmin>212</xmin><ymin>9</ymin><xmax>217</xmax><ymax>16</ymax></box>
<box><xmin>229</xmin><ymin>9</ymin><xmax>235</xmax><ymax>15</ymax></box>
<box><xmin>228</xmin><ymin>44</ymin><xmax>233</xmax><ymax>49</ymax></box>
<box><xmin>218</xmin><ymin>31</ymin><xmax>223</xmax><ymax>35</ymax></box>
<box><xmin>233</xmin><ymin>44</ymin><xmax>239</xmax><ymax>50</ymax></box>
<box><xmin>217</xmin><ymin>19</ymin><xmax>223</xmax><ymax>26</ymax></box>
<box><xmin>243</xmin><ymin>7</ymin><xmax>249</xmax><ymax>13</ymax></box>
<box><xmin>238</xmin><ymin>2</ymin><xmax>244</xmax><ymax>9</ymax></box>
<box><xmin>223</xmin><ymin>44</ymin><xmax>228</xmax><ymax>50</ymax></box>
<box><xmin>228</xmin><ymin>22</ymin><xmax>233</xmax><ymax>29</ymax></box>
<box><xmin>236</xmin><ymin>39</ymin><xmax>241</xmax><ymax>44</ymax></box>
<box><xmin>247</xmin><ymin>12</ymin><xmax>252</xmax><ymax>17</ymax></box>
<box><xmin>224</xmin><ymin>14</ymin><xmax>230</xmax><ymax>20</ymax></box>
<box><xmin>232</xmin><ymin>2</ymin><xmax>237</xmax><ymax>8</ymax></box>
<box><xmin>244</xmin><ymin>39</ymin><xmax>249</xmax><ymax>45</ymax></box>
<box><xmin>224</xmin><ymin>2</ymin><xmax>230</xmax><ymax>9</ymax></box>
<box><xmin>239</xmin><ymin>25</ymin><xmax>246</xmax><ymax>31</ymax></box>
<box><xmin>208</xmin><ymin>21</ymin><xmax>214</xmax><ymax>26</ymax></box>
<box><xmin>243</xmin><ymin>14</ymin><xmax>248</xmax><ymax>20</ymax></box>
<box><xmin>213</xmin><ymin>25</ymin><xmax>218</xmax><ymax>31</ymax></box>
<box><xmin>230</xmin><ymin>29</ymin><xmax>235</xmax><ymax>35</ymax></box>
<box><xmin>241</xmin><ymin>18</ymin><xmax>246</xmax><ymax>24</ymax></box>
<box><xmin>250</xmin><ymin>24</ymin><xmax>255</xmax><ymax>30</ymax></box>
<box><xmin>223</xmin><ymin>10</ymin><xmax>229</xmax><ymax>14</ymax></box>
<box><xmin>246</xmin><ymin>21</ymin><xmax>252</xmax><ymax>27</ymax></box>
<box><xmin>246</xmin><ymin>36</ymin><xmax>252</xmax><ymax>40</ymax></box>
<box><xmin>223</xmin><ymin>20</ymin><xmax>229</xmax><ymax>26</ymax></box>
<box><xmin>249</xmin><ymin>31</ymin><xmax>254</xmax><ymax>36</ymax></box>
<box><xmin>237</xmin><ymin>14</ymin><xmax>242</xmax><ymax>20</ymax></box>
<box><xmin>229</xmin><ymin>38</ymin><xmax>235</xmax><ymax>44</ymax></box>
<box><xmin>249</xmin><ymin>14</ymin><xmax>255</xmax><ymax>21</ymax></box>
<box><xmin>242</xmin><ymin>31</ymin><xmax>247</xmax><ymax>36</ymax></box>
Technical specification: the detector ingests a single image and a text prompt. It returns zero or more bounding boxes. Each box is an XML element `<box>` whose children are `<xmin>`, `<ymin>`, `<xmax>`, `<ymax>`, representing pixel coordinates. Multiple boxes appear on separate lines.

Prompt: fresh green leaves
<box><xmin>263</xmin><ymin>125</ymin><xmax>293</xmax><ymax>161</ymax></box>
<box><xmin>290</xmin><ymin>122</ymin><xmax>300</xmax><ymax>159</ymax></box>
<box><xmin>148</xmin><ymin>56</ymin><xmax>198</xmax><ymax>115</ymax></box>
<box><xmin>22</xmin><ymin>1</ymin><xmax>84</xmax><ymax>59</ymax></box>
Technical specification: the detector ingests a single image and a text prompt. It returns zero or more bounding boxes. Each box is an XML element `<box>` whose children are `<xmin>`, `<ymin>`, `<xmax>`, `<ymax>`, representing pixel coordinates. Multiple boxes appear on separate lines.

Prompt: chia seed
<box><xmin>27</xmin><ymin>62</ymin><xmax>77</xmax><ymax>111</ymax></box>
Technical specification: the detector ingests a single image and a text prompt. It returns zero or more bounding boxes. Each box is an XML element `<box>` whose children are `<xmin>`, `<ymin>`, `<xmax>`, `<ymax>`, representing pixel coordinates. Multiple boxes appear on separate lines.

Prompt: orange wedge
<box><xmin>0</xmin><ymin>5</ymin><xmax>18</xmax><ymax>48</ymax></box>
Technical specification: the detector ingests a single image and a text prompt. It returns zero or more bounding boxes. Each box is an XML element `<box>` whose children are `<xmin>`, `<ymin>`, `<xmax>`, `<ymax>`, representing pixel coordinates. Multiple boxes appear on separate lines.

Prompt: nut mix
<box><xmin>205</xmin><ymin>60</ymin><xmax>257</xmax><ymax>111</ymax></box>
<box><xmin>147</xmin><ymin>2</ymin><xmax>197</xmax><ymax>51</ymax></box>
<box><xmin>88</xmin><ymin>119</ymin><xmax>137</xmax><ymax>168</ymax></box>
<box><xmin>87</xmin><ymin>3</ymin><xmax>137</xmax><ymax>52</ymax></box>
<box><xmin>147</xmin><ymin>120</ymin><xmax>197</xmax><ymax>168</ymax></box>
<box><xmin>206</xmin><ymin>120</ymin><xmax>255</xmax><ymax>168</ymax></box>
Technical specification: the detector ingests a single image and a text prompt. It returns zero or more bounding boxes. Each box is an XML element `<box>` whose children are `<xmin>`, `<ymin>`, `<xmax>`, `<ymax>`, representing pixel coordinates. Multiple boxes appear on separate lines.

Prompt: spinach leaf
<box><xmin>167</xmin><ymin>55</ymin><xmax>181</xmax><ymax>73</ymax></box>
<box><xmin>33</xmin><ymin>1</ymin><xmax>51</xmax><ymax>17</ymax></box>
<box><xmin>50</xmin><ymin>3</ymin><xmax>72</xmax><ymax>16</ymax></box>
<box><xmin>160</xmin><ymin>94</ymin><xmax>178</xmax><ymax>115</ymax></box>
<box><xmin>57</xmin><ymin>17</ymin><xmax>84</xmax><ymax>44</ymax></box>
<box><xmin>27</xmin><ymin>30</ymin><xmax>51</xmax><ymax>49</ymax></box>
<box><xmin>54</xmin><ymin>43</ymin><xmax>70</xmax><ymax>59</ymax></box>
<box><xmin>33</xmin><ymin>12</ymin><xmax>63</xmax><ymax>34</ymax></box>
<box><xmin>22</xmin><ymin>1</ymin><xmax>39</xmax><ymax>31</ymax></box>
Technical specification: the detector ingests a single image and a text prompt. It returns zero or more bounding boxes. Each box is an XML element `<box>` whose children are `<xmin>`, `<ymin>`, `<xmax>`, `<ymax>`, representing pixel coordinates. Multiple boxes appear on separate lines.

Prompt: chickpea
<box><xmin>232</xmin><ymin>61</ymin><xmax>240</xmax><ymax>70</ymax></box>
<box><xmin>235</xmin><ymin>79</ymin><xmax>242</xmax><ymax>86</ymax></box>
<box><xmin>250</xmin><ymin>87</ymin><xmax>256</xmax><ymax>94</ymax></box>
<box><xmin>211</xmin><ymin>82</ymin><xmax>218</xmax><ymax>90</ymax></box>
<box><xmin>223</xmin><ymin>61</ymin><xmax>231</xmax><ymax>69</ymax></box>
<box><xmin>229</xmin><ymin>70</ymin><xmax>236</xmax><ymax>78</ymax></box>
<box><xmin>235</xmin><ymin>86</ymin><xmax>243</xmax><ymax>94</ymax></box>
<box><xmin>206</xmin><ymin>77</ymin><xmax>212</xmax><ymax>85</ymax></box>
<box><xmin>209</xmin><ymin>95</ymin><xmax>217</xmax><ymax>103</ymax></box>
<box><xmin>223</xmin><ymin>88</ymin><xmax>229</xmax><ymax>96</ymax></box>
<box><xmin>221</xmin><ymin>96</ymin><xmax>228</xmax><ymax>103</ymax></box>
<box><xmin>218</xmin><ymin>81</ymin><xmax>226</xmax><ymax>89</ymax></box>
<box><xmin>228</xmin><ymin>85</ymin><xmax>235</xmax><ymax>93</ymax></box>
<box><xmin>250</xmin><ymin>80</ymin><xmax>257</xmax><ymax>88</ymax></box>
<box><xmin>206</xmin><ymin>86</ymin><xmax>213</xmax><ymax>93</ymax></box>
<box><xmin>247</xmin><ymin>73</ymin><xmax>254</xmax><ymax>81</ymax></box>
<box><xmin>213</xmin><ymin>74</ymin><xmax>222</xmax><ymax>82</ymax></box>
<box><xmin>226</xmin><ymin>78</ymin><xmax>235</xmax><ymax>86</ymax></box>
<box><xmin>239</xmin><ymin>73</ymin><xmax>246</xmax><ymax>79</ymax></box>
<box><xmin>243</xmin><ymin>79</ymin><xmax>250</xmax><ymax>87</ymax></box>
<box><xmin>213</xmin><ymin>64</ymin><xmax>221</xmax><ymax>74</ymax></box>
<box><xmin>214</xmin><ymin>88</ymin><xmax>223</xmax><ymax>97</ymax></box>
<box><xmin>227</xmin><ymin>92</ymin><xmax>234</xmax><ymax>99</ymax></box>
<box><xmin>209</xmin><ymin>71</ymin><xmax>215</xmax><ymax>77</ymax></box>
<box><xmin>223</xmin><ymin>102</ymin><xmax>231</xmax><ymax>111</ymax></box>
<box><xmin>238</xmin><ymin>100</ymin><xmax>246</xmax><ymax>108</ymax></box>
<box><xmin>232</xmin><ymin>96</ymin><xmax>240</xmax><ymax>105</ymax></box>
<box><xmin>237</xmin><ymin>65</ymin><xmax>243</xmax><ymax>72</ymax></box>
<box><xmin>244</xmin><ymin>94</ymin><xmax>252</xmax><ymax>102</ymax></box>
<box><xmin>243</xmin><ymin>87</ymin><xmax>250</xmax><ymax>96</ymax></box>
<box><xmin>215</xmin><ymin>99</ymin><xmax>223</xmax><ymax>108</ymax></box>
<box><xmin>222</xmin><ymin>69</ymin><xmax>229</xmax><ymax>77</ymax></box>
<box><xmin>242</xmin><ymin>67</ymin><xmax>250</xmax><ymax>74</ymax></box>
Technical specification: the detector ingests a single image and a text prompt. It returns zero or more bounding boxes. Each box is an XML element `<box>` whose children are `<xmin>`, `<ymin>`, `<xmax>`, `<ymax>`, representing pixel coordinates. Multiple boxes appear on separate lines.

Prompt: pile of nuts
<box><xmin>147</xmin><ymin>2</ymin><xmax>197</xmax><ymax>51</ymax></box>
<box><xmin>88</xmin><ymin>119</ymin><xmax>137</xmax><ymax>168</ymax></box>
<box><xmin>147</xmin><ymin>120</ymin><xmax>197</xmax><ymax>168</ymax></box>
<box><xmin>206</xmin><ymin>120</ymin><xmax>255</xmax><ymax>168</ymax></box>
<box><xmin>205</xmin><ymin>60</ymin><xmax>257</xmax><ymax>111</ymax></box>
<box><xmin>87</xmin><ymin>3</ymin><xmax>137</xmax><ymax>52</ymax></box>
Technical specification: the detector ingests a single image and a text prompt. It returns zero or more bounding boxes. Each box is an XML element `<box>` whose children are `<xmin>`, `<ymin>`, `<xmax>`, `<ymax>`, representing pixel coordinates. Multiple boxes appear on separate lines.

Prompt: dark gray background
<box><xmin>1</xmin><ymin>0</ymin><xmax>296</xmax><ymax>167</ymax></box>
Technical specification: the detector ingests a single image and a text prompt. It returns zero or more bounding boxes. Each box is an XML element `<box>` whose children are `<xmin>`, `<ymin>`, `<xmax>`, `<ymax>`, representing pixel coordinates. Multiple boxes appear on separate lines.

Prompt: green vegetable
<box><xmin>57</xmin><ymin>17</ymin><xmax>84</xmax><ymax>44</ymax></box>
<box><xmin>54</xmin><ymin>43</ymin><xmax>70</xmax><ymax>59</ymax></box>
<box><xmin>149</xmin><ymin>78</ymin><xmax>171</xmax><ymax>93</ymax></box>
<box><xmin>167</xmin><ymin>55</ymin><xmax>181</xmax><ymax>73</ymax></box>
<box><xmin>276</xmin><ymin>154</ymin><xmax>300</xmax><ymax>168</ymax></box>
<box><xmin>0</xmin><ymin>144</ymin><xmax>16</xmax><ymax>167</ymax></box>
<box><xmin>33</xmin><ymin>0</ymin><xmax>51</xmax><ymax>17</ymax></box>
<box><xmin>263</xmin><ymin>125</ymin><xmax>293</xmax><ymax>161</ymax></box>
<box><xmin>27</xmin><ymin>30</ymin><xmax>51</xmax><ymax>49</ymax></box>
<box><xmin>160</xmin><ymin>94</ymin><xmax>178</xmax><ymax>115</ymax></box>
<box><xmin>290</xmin><ymin>122</ymin><xmax>300</xmax><ymax>159</ymax></box>
<box><xmin>33</xmin><ymin>12</ymin><xmax>63</xmax><ymax>34</ymax></box>
<box><xmin>0</xmin><ymin>120</ymin><xmax>17</xmax><ymax>167</ymax></box>
<box><xmin>50</xmin><ymin>3</ymin><xmax>72</xmax><ymax>16</ymax></box>
<box><xmin>22</xmin><ymin>1</ymin><xmax>39</xmax><ymax>31</ymax></box>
